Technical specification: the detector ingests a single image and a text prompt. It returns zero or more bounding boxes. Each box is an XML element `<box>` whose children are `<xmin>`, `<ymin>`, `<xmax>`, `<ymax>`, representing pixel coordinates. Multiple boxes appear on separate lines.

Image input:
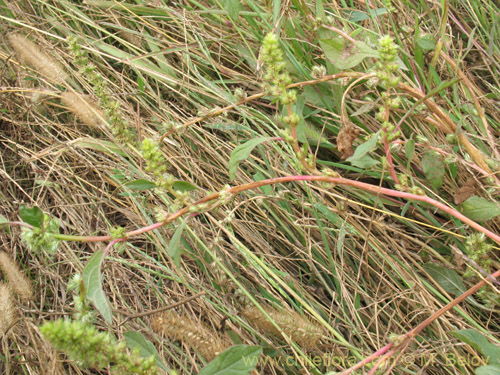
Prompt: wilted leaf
<box><xmin>454</xmin><ymin>178</ymin><xmax>477</xmax><ymax>205</ymax></box>
<box><xmin>461</xmin><ymin>196</ymin><xmax>500</xmax><ymax>222</ymax></box>
<box><xmin>198</xmin><ymin>345</ymin><xmax>262</xmax><ymax>375</ymax></box>
<box><xmin>452</xmin><ymin>329</ymin><xmax>500</xmax><ymax>365</ymax></box>
<box><xmin>83</xmin><ymin>250</ymin><xmax>112</xmax><ymax>323</ymax></box>
<box><xmin>422</xmin><ymin>151</ymin><xmax>444</xmax><ymax>190</ymax></box>
<box><xmin>124</xmin><ymin>331</ymin><xmax>168</xmax><ymax>371</ymax></box>
<box><xmin>229</xmin><ymin>137</ymin><xmax>271</xmax><ymax>180</ymax></box>
<box><xmin>336</xmin><ymin>123</ymin><xmax>361</xmax><ymax>160</ymax></box>
<box><xmin>19</xmin><ymin>205</ymin><xmax>44</xmax><ymax>228</ymax></box>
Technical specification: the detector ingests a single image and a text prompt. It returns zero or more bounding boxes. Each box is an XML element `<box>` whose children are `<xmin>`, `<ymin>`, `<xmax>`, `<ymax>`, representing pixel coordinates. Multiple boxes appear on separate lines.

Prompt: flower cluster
<box><xmin>40</xmin><ymin>319</ymin><xmax>157</xmax><ymax>375</ymax></box>
<box><xmin>260</xmin><ymin>33</ymin><xmax>296</xmax><ymax>105</ymax></box>
<box><xmin>376</xmin><ymin>35</ymin><xmax>400</xmax><ymax>90</ymax></box>
<box><xmin>21</xmin><ymin>214</ymin><xmax>59</xmax><ymax>255</ymax></box>
<box><xmin>68</xmin><ymin>37</ymin><xmax>133</xmax><ymax>143</ymax></box>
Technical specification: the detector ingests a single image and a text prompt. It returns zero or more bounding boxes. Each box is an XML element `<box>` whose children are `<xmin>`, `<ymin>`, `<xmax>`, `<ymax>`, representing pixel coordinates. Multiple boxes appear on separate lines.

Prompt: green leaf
<box><xmin>423</xmin><ymin>263</ymin><xmax>467</xmax><ymax>296</ymax></box>
<box><xmin>83</xmin><ymin>250</ymin><xmax>112</xmax><ymax>323</ymax></box>
<box><xmin>347</xmin><ymin>155</ymin><xmax>379</xmax><ymax>168</ymax></box>
<box><xmin>476</xmin><ymin>365</ymin><xmax>500</xmax><ymax>375</ymax></box>
<box><xmin>405</xmin><ymin>138</ymin><xmax>415</xmax><ymax>162</ymax></box>
<box><xmin>169</xmin><ymin>220</ymin><xmax>187</xmax><ymax>268</ymax></box>
<box><xmin>422</xmin><ymin>151</ymin><xmax>444</xmax><ymax>190</ymax></box>
<box><xmin>124</xmin><ymin>179</ymin><xmax>156</xmax><ymax>191</ymax></box>
<box><xmin>19</xmin><ymin>205</ymin><xmax>44</xmax><ymax>228</ymax></box>
<box><xmin>320</xmin><ymin>38</ymin><xmax>378</xmax><ymax>70</ymax></box>
<box><xmin>198</xmin><ymin>345</ymin><xmax>262</xmax><ymax>375</ymax></box>
<box><xmin>72</xmin><ymin>139</ymin><xmax>128</xmax><ymax>157</ymax></box>
<box><xmin>229</xmin><ymin>137</ymin><xmax>271</xmax><ymax>181</ymax></box>
<box><xmin>124</xmin><ymin>331</ymin><xmax>168</xmax><ymax>371</ymax></box>
<box><xmin>172</xmin><ymin>181</ymin><xmax>198</xmax><ymax>192</ymax></box>
<box><xmin>346</xmin><ymin>132</ymin><xmax>380</xmax><ymax>166</ymax></box>
<box><xmin>348</xmin><ymin>8</ymin><xmax>388</xmax><ymax>22</ymax></box>
<box><xmin>452</xmin><ymin>330</ymin><xmax>500</xmax><ymax>365</ymax></box>
<box><xmin>416</xmin><ymin>35</ymin><xmax>436</xmax><ymax>51</ymax></box>
<box><xmin>461</xmin><ymin>196</ymin><xmax>500</xmax><ymax>222</ymax></box>
<box><xmin>223</xmin><ymin>0</ymin><xmax>241</xmax><ymax>20</ymax></box>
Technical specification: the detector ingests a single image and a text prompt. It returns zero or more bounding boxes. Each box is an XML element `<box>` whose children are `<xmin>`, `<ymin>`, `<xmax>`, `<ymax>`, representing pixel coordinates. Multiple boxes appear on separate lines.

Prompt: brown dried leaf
<box><xmin>337</xmin><ymin>123</ymin><xmax>360</xmax><ymax>160</ymax></box>
<box><xmin>454</xmin><ymin>178</ymin><xmax>477</xmax><ymax>205</ymax></box>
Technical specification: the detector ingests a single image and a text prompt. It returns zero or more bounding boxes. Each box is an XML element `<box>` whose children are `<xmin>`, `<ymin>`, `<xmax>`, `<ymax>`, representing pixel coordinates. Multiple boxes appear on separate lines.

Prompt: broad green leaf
<box><xmin>229</xmin><ymin>137</ymin><xmax>271</xmax><ymax>181</ymax></box>
<box><xmin>19</xmin><ymin>205</ymin><xmax>44</xmax><ymax>228</ymax></box>
<box><xmin>476</xmin><ymin>365</ymin><xmax>500</xmax><ymax>375</ymax></box>
<box><xmin>124</xmin><ymin>331</ymin><xmax>168</xmax><ymax>371</ymax></box>
<box><xmin>83</xmin><ymin>250</ymin><xmax>112</xmax><ymax>323</ymax></box>
<box><xmin>347</xmin><ymin>155</ymin><xmax>379</xmax><ymax>168</ymax></box>
<box><xmin>169</xmin><ymin>220</ymin><xmax>187</xmax><ymax>268</ymax></box>
<box><xmin>452</xmin><ymin>330</ymin><xmax>500</xmax><ymax>364</ymax></box>
<box><xmin>223</xmin><ymin>0</ymin><xmax>241</xmax><ymax>20</ymax></box>
<box><xmin>198</xmin><ymin>345</ymin><xmax>262</xmax><ymax>375</ymax></box>
<box><xmin>173</xmin><ymin>181</ymin><xmax>198</xmax><ymax>192</ymax></box>
<box><xmin>461</xmin><ymin>196</ymin><xmax>500</xmax><ymax>222</ymax></box>
<box><xmin>124</xmin><ymin>179</ymin><xmax>156</xmax><ymax>191</ymax></box>
<box><xmin>422</xmin><ymin>151</ymin><xmax>444</xmax><ymax>190</ymax></box>
<box><xmin>405</xmin><ymin>139</ymin><xmax>415</xmax><ymax>162</ymax></box>
<box><xmin>320</xmin><ymin>38</ymin><xmax>378</xmax><ymax>70</ymax></box>
<box><xmin>423</xmin><ymin>263</ymin><xmax>467</xmax><ymax>296</ymax></box>
<box><xmin>416</xmin><ymin>35</ymin><xmax>436</xmax><ymax>51</ymax></box>
<box><xmin>348</xmin><ymin>8</ymin><xmax>388</xmax><ymax>22</ymax></box>
<box><xmin>346</xmin><ymin>132</ymin><xmax>380</xmax><ymax>165</ymax></box>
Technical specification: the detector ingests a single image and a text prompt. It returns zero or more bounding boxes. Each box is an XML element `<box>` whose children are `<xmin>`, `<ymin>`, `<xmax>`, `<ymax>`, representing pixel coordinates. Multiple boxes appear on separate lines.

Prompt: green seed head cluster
<box><xmin>40</xmin><ymin>319</ymin><xmax>157</xmax><ymax>375</ymax></box>
<box><xmin>465</xmin><ymin>233</ymin><xmax>493</xmax><ymax>271</ymax></box>
<box><xmin>140</xmin><ymin>138</ymin><xmax>177</xmax><ymax>191</ymax></box>
<box><xmin>21</xmin><ymin>214</ymin><xmax>59</xmax><ymax>255</ymax></box>
<box><xmin>68</xmin><ymin>37</ymin><xmax>133</xmax><ymax>143</ymax></box>
<box><xmin>110</xmin><ymin>226</ymin><xmax>128</xmax><ymax>240</ymax></box>
<box><xmin>260</xmin><ymin>33</ymin><xmax>296</xmax><ymax>105</ymax></box>
<box><xmin>376</xmin><ymin>35</ymin><xmax>400</xmax><ymax>89</ymax></box>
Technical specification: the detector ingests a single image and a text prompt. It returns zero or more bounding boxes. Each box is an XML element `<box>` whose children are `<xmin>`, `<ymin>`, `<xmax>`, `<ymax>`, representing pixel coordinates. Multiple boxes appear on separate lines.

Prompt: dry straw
<box><xmin>0</xmin><ymin>252</ymin><xmax>34</xmax><ymax>301</ymax></box>
<box><xmin>242</xmin><ymin>305</ymin><xmax>324</xmax><ymax>350</ymax></box>
<box><xmin>8</xmin><ymin>33</ymin><xmax>68</xmax><ymax>84</ymax></box>
<box><xmin>61</xmin><ymin>92</ymin><xmax>105</xmax><ymax>127</ymax></box>
<box><xmin>0</xmin><ymin>283</ymin><xmax>15</xmax><ymax>335</ymax></box>
<box><xmin>152</xmin><ymin>311</ymin><xmax>230</xmax><ymax>361</ymax></box>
